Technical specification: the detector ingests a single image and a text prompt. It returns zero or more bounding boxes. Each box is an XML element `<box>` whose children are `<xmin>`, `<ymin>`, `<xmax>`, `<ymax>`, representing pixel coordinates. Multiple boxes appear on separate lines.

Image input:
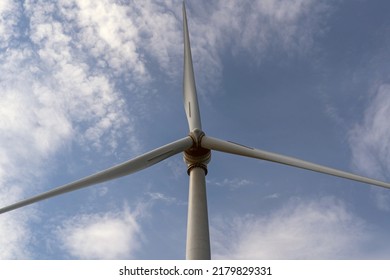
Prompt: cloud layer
<box><xmin>0</xmin><ymin>0</ymin><xmax>137</xmax><ymax>258</ymax></box>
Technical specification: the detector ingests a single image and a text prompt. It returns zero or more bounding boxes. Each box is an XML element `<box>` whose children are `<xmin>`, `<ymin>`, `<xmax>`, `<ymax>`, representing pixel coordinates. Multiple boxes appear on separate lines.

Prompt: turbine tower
<box><xmin>1</xmin><ymin>2</ymin><xmax>390</xmax><ymax>260</ymax></box>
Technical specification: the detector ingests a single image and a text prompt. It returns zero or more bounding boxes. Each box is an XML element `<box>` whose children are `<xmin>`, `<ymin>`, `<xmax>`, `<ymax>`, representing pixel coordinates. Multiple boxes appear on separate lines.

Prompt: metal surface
<box><xmin>201</xmin><ymin>135</ymin><xmax>390</xmax><ymax>190</ymax></box>
<box><xmin>0</xmin><ymin>137</ymin><xmax>194</xmax><ymax>215</ymax></box>
<box><xmin>182</xmin><ymin>3</ymin><xmax>210</xmax><ymax>259</ymax></box>
<box><xmin>186</xmin><ymin>167</ymin><xmax>211</xmax><ymax>260</ymax></box>
<box><xmin>184</xmin><ymin>130</ymin><xmax>211</xmax><ymax>260</ymax></box>
<box><xmin>183</xmin><ymin>2</ymin><xmax>202</xmax><ymax>132</ymax></box>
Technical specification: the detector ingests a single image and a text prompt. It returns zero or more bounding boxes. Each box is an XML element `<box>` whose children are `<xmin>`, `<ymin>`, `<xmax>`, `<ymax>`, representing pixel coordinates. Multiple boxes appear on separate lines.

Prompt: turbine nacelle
<box><xmin>184</xmin><ymin>129</ymin><xmax>211</xmax><ymax>175</ymax></box>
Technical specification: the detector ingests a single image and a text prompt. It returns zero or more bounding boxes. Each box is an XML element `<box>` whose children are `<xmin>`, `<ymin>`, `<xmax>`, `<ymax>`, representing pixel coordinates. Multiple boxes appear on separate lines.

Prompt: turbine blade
<box><xmin>0</xmin><ymin>136</ymin><xmax>194</xmax><ymax>214</ymax></box>
<box><xmin>183</xmin><ymin>2</ymin><xmax>202</xmax><ymax>131</ymax></box>
<box><xmin>201</xmin><ymin>135</ymin><xmax>390</xmax><ymax>190</ymax></box>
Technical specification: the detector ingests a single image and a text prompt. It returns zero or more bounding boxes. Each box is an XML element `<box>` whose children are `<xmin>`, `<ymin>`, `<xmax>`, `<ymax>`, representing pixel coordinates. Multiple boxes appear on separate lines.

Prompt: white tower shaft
<box><xmin>186</xmin><ymin>167</ymin><xmax>211</xmax><ymax>259</ymax></box>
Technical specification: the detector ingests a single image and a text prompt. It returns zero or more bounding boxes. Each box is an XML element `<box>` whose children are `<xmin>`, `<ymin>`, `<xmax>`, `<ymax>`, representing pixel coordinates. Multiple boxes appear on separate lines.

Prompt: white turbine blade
<box><xmin>202</xmin><ymin>135</ymin><xmax>390</xmax><ymax>190</ymax></box>
<box><xmin>183</xmin><ymin>2</ymin><xmax>202</xmax><ymax>131</ymax></box>
<box><xmin>0</xmin><ymin>137</ymin><xmax>194</xmax><ymax>215</ymax></box>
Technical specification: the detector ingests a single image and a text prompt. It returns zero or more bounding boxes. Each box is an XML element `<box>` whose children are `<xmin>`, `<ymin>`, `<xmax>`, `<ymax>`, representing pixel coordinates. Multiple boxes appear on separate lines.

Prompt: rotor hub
<box><xmin>184</xmin><ymin>129</ymin><xmax>211</xmax><ymax>175</ymax></box>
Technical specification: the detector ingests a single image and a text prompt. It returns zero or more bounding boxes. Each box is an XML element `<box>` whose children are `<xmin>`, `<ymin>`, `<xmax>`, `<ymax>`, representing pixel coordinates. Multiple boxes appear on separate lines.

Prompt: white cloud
<box><xmin>0</xmin><ymin>212</ymin><xmax>31</xmax><ymax>259</ymax></box>
<box><xmin>181</xmin><ymin>0</ymin><xmax>334</xmax><ymax>99</ymax></box>
<box><xmin>147</xmin><ymin>192</ymin><xmax>177</xmax><ymax>204</ymax></box>
<box><xmin>198</xmin><ymin>0</ymin><xmax>331</xmax><ymax>56</ymax></box>
<box><xmin>349</xmin><ymin>84</ymin><xmax>390</xmax><ymax>211</ymax></box>
<box><xmin>0</xmin><ymin>0</ymin><xmax>138</xmax><ymax>259</ymax></box>
<box><xmin>0</xmin><ymin>0</ymin><xmax>185</xmax><ymax>259</ymax></box>
<box><xmin>65</xmin><ymin>0</ymin><xmax>147</xmax><ymax>78</ymax></box>
<box><xmin>56</xmin><ymin>207</ymin><xmax>140</xmax><ymax>259</ymax></box>
<box><xmin>212</xmin><ymin>197</ymin><xmax>369</xmax><ymax>259</ymax></box>
<box><xmin>0</xmin><ymin>0</ymin><xmax>19</xmax><ymax>49</ymax></box>
<box><xmin>349</xmin><ymin>84</ymin><xmax>390</xmax><ymax>178</ymax></box>
<box><xmin>0</xmin><ymin>188</ymin><xmax>34</xmax><ymax>259</ymax></box>
<box><xmin>264</xmin><ymin>193</ymin><xmax>280</xmax><ymax>200</ymax></box>
<box><xmin>373</xmin><ymin>189</ymin><xmax>390</xmax><ymax>212</ymax></box>
<box><xmin>209</xmin><ymin>178</ymin><xmax>253</xmax><ymax>190</ymax></box>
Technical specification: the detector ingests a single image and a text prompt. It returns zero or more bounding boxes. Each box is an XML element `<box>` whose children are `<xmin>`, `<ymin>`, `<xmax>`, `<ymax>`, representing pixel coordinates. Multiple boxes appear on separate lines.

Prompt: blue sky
<box><xmin>1</xmin><ymin>0</ymin><xmax>390</xmax><ymax>259</ymax></box>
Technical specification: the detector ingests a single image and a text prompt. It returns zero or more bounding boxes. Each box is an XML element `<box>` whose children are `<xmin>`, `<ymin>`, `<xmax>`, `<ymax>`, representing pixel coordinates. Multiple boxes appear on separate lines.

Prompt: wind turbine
<box><xmin>1</xmin><ymin>2</ymin><xmax>390</xmax><ymax>260</ymax></box>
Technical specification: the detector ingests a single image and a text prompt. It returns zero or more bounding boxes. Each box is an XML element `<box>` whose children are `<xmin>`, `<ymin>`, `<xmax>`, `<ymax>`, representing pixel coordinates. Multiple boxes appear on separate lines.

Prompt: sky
<box><xmin>1</xmin><ymin>0</ymin><xmax>390</xmax><ymax>260</ymax></box>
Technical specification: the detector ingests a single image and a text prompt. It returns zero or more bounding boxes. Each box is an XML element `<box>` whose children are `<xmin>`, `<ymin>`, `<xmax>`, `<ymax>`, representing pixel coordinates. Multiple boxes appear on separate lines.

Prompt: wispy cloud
<box><xmin>0</xmin><ymin>194</ymin><xmax>33</xmax><ymax>259</ymax></box>
<box><xmin>0</xmin><ymin>0</ymin><xmax>140</xmax><ymax>259</ymax></box>
<box><xmin>192</xmin><ymin>0</ymin><xmax>333</xmax><ymax>57</ymax></box>
<box><xmin>54</xmin><ymin>190</ymin><xmax>184</xmax><ymax>259</ymax></box>
<box><xmin>208</xmin><ymin>178</ymin><xmax>253</xmax><ymax>190</ymax></box>
<box><xmin>349</xmin><ymin>84</ymin><xmax>390</xmax><ymax>178</ymax></box>
<box><xmin>349</xmin><ymin>84</ymin><xmax>390</xmax><ymax>211</ymax></box>
<box><xmin>146</xmin><ymin>191</ymin><xmax>178</xmax><ymax>204</ymax></box>
<box><xmin>0</xmin><ymin>0</ymin><xmax>185</xmax><ymax>206</ymax></box>
<box><xmin>264</xmin><ymin>192</ymin><xmax>281</xmax><ymax>200</ymax></box>
<box><xmin>372</xmin><ymin>189</ymin><xmax>390</xmax><ymax>212</ymax></box>
<box><xmin>212</xmin><ymin>196</ymin><xmax>371</xmax><ymax>259</ymax></box>
<box><xmin>0</xmin><ymin>0</ymin><xmax>19</xmax><ymax>48</ymax></box>
<box><xmin>177</xmin><ymin>0</ymin><xmax>334</xmax><ymax>97</ymax></box>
